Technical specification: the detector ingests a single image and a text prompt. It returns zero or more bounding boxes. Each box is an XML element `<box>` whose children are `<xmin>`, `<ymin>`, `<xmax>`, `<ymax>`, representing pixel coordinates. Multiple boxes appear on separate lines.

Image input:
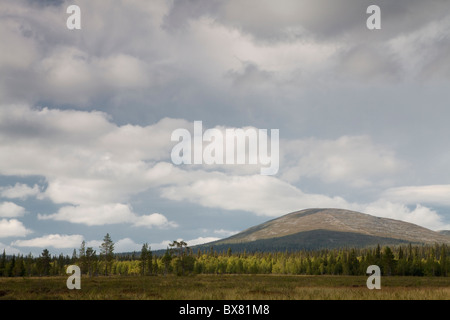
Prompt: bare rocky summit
<box><xmin>210</xmin><ymin>208</ymin><xmax>450</xmax><ymax>250</ymax></box>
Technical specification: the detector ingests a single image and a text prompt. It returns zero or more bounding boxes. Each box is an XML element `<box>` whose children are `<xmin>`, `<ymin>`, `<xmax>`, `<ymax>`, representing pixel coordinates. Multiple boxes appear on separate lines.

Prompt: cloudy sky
<box><xmin>1</xmin><ymin>0</ymin><xmax>450</xmax><ymax>256</ymax></box>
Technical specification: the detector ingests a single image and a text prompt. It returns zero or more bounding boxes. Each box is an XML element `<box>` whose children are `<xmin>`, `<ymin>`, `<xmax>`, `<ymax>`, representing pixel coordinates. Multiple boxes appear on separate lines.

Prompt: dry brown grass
<box><xmin>0</xmin><ymin>274</ymin><xmax>448</xmax><ymax>300</ymax></box>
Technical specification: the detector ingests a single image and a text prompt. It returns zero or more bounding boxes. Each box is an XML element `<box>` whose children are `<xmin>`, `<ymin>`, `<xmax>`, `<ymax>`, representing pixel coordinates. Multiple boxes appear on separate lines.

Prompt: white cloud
<box><xmin>0</xmin><ymin>103</ymin><xmax>448</xmax><ymax>232</ymax></box>
<box><xmin>362</xmin><ymin>200</ymin><xmax>450</xmax><ymax>231</ymax></box>
<box><xmin>388</xmin><ymin>14</ymin><xmax>450</xmax><ymax>80</ymax></box>
<box><xmin>0</xmin><ymin>183</ymin><xmax>42</xmax><ymax>200</ymax></box>
<box><xmin>0</xmin><ymin>202</ymin><xmax>26</xmax><ymax>217</ymax></box>
<box><xmin>161</xmin><ymin>173</ymin><xmax>350</xmax><ymax>217</ymax></box>
<box><xmin>0</xmin><ymin>105</ymin><xmax>190</xmax><ymax>208</ymax></box>
<box><xmin>132</xmin><ymin>213</ymin><xmax>178</xmax><ymax>228</ymax></box>
<box><xmin>213</xmin><ymin>229</ymin><xmax>239</xmax><ymax>237</ymax></box>
<box><xmin>11</xmin><ymin>234</ymin><xmax>83</xmax><ymax>249</ymax></box>
<box><xmin>85</xmin><ymin>240</ymin><xmax>102</xmax><ymax>250</ymax></box>
<box><xmin>0</xmin><ymin>0</ymin><xmax>173</xmax><ymax>105</ymax></box>
<box><xmin>0</xmin><ymin>242</ymin><xmax>21</xmax><ymax>255</ymax></box>
<box><xmin>0</xmin><ymin>219</ymin><xmax>32</xmax><ymax>238</ymax></box>
<box><xmin>382</xmin><ymin>185</ymin><xmax>450</xmax><ymax>207</ymax></box>
<box><xmin>184</xmin><ymin>236</ymin><xmax>221</xmax><ymax>246</ymax></box>
<box><xmin>38</xmin><ymin>203</ymin><xmax>136</xmax><ymax>226</ymax></box>
<box><xmin>149</xmin><ymin>236</ymin><xmax>220</xmax><ymax>251</ymax></box>
<box><xmin>159</xmin><ymin>165</ymin><xmax>450</xmax><ymax>230</ymax></box>
<box><xmin>281</xmin><ymin>135</ymin><xmax>404</xmax><ymax>187</ymax></box>
<box><xmin>36</xmin><ymin>47</ymin><xmax>152</xmax><ymax>105</ymax></box>
<box><xmin>148</xmin><ymin>240</ymin><xmax>173</xmax><ymax>251</ymax></box>
<box><xmin>38</xmin><ymin>203</ymin><xmax>177</xmax><ymax>228</ymax></box>
<box><xmin>114</xmin><ymin>238</ymin><xmax>142</xmax><ymax>253</ymax></box>
<box><xmin>83</xmin><ymin>238</ymin><xmax>150</xmax><ymax>255</ymax></box>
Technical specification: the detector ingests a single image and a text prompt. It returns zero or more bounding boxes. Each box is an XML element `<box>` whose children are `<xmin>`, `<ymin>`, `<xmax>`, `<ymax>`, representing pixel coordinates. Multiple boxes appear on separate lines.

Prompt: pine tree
<box><xmin>79</xmin><ymin>240</ymin><xmax>87</xmax><ymax>274</ymax></box>
<box><xmin>100</xmin><ymin>233</ymin><xmax>114</xmax><ymax>275</ymax></box>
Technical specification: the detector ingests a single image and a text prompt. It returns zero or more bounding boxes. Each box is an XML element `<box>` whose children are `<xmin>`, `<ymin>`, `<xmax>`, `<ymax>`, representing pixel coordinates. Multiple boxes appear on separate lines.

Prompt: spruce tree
<box><xmin>439</xmin><ymin>245</ymin><xmax>447</xmax><ymax>276</ymax></box>
<box><xmin>5</xmin><ymin>255</ymin><xmax>15</xmax><ymax>277</ymax></box>
<box><xmin>140</xmin><ymin>243</ymin><xmax>149</xmax><ymax>276</ymax></box>
<box><xmin>146</xmin><ymin>246</ymin><xmax>153</xmax><ymax>276</ymax></box>
<box><xmin>40</xmin><ymin>249</ymin><xmax>51</xmax><ymax>276</ymax></box>
<box><xmin>0</xmin><ymin>249</ymin><xmax>6</xmax><ymax>277</ymax></box>
<box><xmin>13</xmin><ymin>255</ymin><xmax>25</xmax><ymax>277</ymax></box>
<box><xmin>382</xmin><ymin>246</ymin><xmax>395</xmax><ymax>276</ymax></box>
<box><xmin>85</xmin><ymin>247</ymin><xmax>96</xmax><ymax>277</ymax></box>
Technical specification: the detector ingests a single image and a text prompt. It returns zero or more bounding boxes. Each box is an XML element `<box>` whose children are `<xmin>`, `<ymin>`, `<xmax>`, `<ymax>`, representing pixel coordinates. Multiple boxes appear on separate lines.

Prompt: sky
<box><xmin>1</xmin><ymin>0</ymin><xmax>450</xmax><ymax>256</ymax></box>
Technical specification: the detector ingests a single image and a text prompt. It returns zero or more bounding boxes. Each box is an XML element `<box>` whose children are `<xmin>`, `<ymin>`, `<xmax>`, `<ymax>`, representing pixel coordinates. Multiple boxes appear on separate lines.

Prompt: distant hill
<box><xmin>195</xmin><ymin>208</ymin><xmax>450</xmax><ymax>252</ymax></box>
<box><xmin>438</xmin><ymin>230</ymin><xmax>450</xmax><ymax>236</ymax></box>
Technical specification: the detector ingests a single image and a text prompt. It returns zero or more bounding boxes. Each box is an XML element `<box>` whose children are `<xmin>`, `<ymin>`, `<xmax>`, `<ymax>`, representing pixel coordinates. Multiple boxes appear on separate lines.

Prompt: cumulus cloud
<box><xmin>213</xmin><ymin>229</ymin><xmax>239</xmax><ymax>237</ymax></box>
<box><xmin>335</xmin><ymin>44</ymin><xmax>402</xmax><ymax>82</ymax></box>
<box><xmin>38</xmin><ymin>203</ymin><xmax>177</xmax><ymax>228</ymax></box>
<box><xmin>382</xmin><ymin>185</ymin><xmax>450</xmax><ymax>207</ymax></box>
<box><xmin>132</xmin><ymin>213</ymin><xmax>178</xmax><ymax>229</ymax></box>
<box><xmin>388</xmin><ymin>13</ymin><xmax>450</xmax><ymax>81</ymax></box>
<box><xmin>114</xmin><ymin>238</ymin><xmax>141</xmax><ymax>253</ymax></box>
<box><xmin>0</xmin><ymin>104</ymin><xmax>189</xmax><ymax>208</ymax></box>
<box><xmin>112</xmin><ymin>237</ymin><xmax>217</xmax><ymax>253</ymax></box>
<box><xmin>362</xmin><ymin>200</ymin><xmax>450</xmax><ymax>231</ymax></box>
<box><xmin>85</xmin><ymin>239</ymin><xmax>102</xmax><ymax>249</ymax></box>
<box><xmin>0</xmin><ymin>219</ymin><xmax>32</xmax><ymax>238</ymax></box>
<box><xmin>150</xmin><ymin>237</ymin><xmax>221</xmax><ymax>251</ymax></box>
<box><xmin>0</xmin><ymin>0</ymin><xmax>179</xmax><ymax>107</ymax></box>
<box><xmin>0</xmin><ymin>183</ymin><xmax>43</xmax><ymax>200</ymax></box>
<box><xmin>184</xmin><ymin>236</ymin><xmax>221</xmax><ymax>246</ymax></box>
<box><xmin>161</xmin><ymin>173</ymin><xmax>351</xmax><ymax>217</ymax></box>
<box><xmin>11</xmin><ymin>234</ymin><xmax>83</xmax><ymax>248</ymax></box>
<box><xmin>0</xmin><ymin>103</ymin><xmax>448</xmax><ymax>232</ymax></box>
<box><xmin>38</xmin><ymin>203</ymin><xmax>136</xmax><ymax>226</ymax></box>
<box><xmin>0</xmin><ymin>202</ymin><xmax>27</xmax><ymax>217</ymax></box>
<box><xmin>0</xmin><ymin>242</ymin><xmax>21</xmax><ymax>255</ymax></box>
<box><xmin>281</xmin><ymin>135</ymin><xmax>404</xmax><ymax>187</ymax></box>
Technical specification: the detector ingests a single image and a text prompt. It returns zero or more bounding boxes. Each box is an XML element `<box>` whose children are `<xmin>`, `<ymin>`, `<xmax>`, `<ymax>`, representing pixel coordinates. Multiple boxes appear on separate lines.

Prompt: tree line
<box><xmin>0</xmin><ymin>234</ymin><xmax>448</xmax><ymax>277</ymax></box>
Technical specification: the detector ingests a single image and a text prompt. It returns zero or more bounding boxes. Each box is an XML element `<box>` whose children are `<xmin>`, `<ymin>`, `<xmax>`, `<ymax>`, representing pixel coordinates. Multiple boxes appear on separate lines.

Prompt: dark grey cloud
<box><xmin>163</xmin><ymin>0</ymin><xmax>450</xmax><ymax>42</ymax></box>
<box><xmin>334</xmin><ymin>44</ymin><xmax>402</xmax><ymax>82</ymax></box>
<box><xmin>226</xmin><ymin>61</ymin><xmax>273</xmax><ymax>88</ymax></box>
<box><xmin>26</xmin><ymin>0</ymin><xmax>65</xmax><ymax>7</ymax></box>
<box><xmin>417</xmin><ymin>36</ymin><xmax>450</xmax><ymax>80</ymax></box>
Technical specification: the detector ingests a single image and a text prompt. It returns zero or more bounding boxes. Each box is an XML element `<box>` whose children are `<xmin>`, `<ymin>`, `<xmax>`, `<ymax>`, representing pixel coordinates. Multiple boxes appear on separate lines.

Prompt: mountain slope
<box><xmin>438</xmin><ymin>230</ymin><xmax>450</xmax><ymax>236</ymax></box>
<box><xmin>203</xmin><ymin>208</ymin><xmax>450</xmax><ymax>251</ymax></box>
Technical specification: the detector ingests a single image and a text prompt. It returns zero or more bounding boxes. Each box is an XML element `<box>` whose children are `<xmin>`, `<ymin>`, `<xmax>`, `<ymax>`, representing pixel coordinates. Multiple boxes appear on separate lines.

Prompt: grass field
<box><xmin>0</xmin><ymin>274</ymin><xmax>449</xmax><ymax>300</ymax></box>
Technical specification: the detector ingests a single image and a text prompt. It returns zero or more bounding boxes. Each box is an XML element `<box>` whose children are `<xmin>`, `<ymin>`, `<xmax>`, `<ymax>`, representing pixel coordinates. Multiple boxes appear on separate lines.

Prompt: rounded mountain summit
<box><xmin>201</xmin><ymin>208</ymin><xmax>450</xmax><ymax>252</ymax></box>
